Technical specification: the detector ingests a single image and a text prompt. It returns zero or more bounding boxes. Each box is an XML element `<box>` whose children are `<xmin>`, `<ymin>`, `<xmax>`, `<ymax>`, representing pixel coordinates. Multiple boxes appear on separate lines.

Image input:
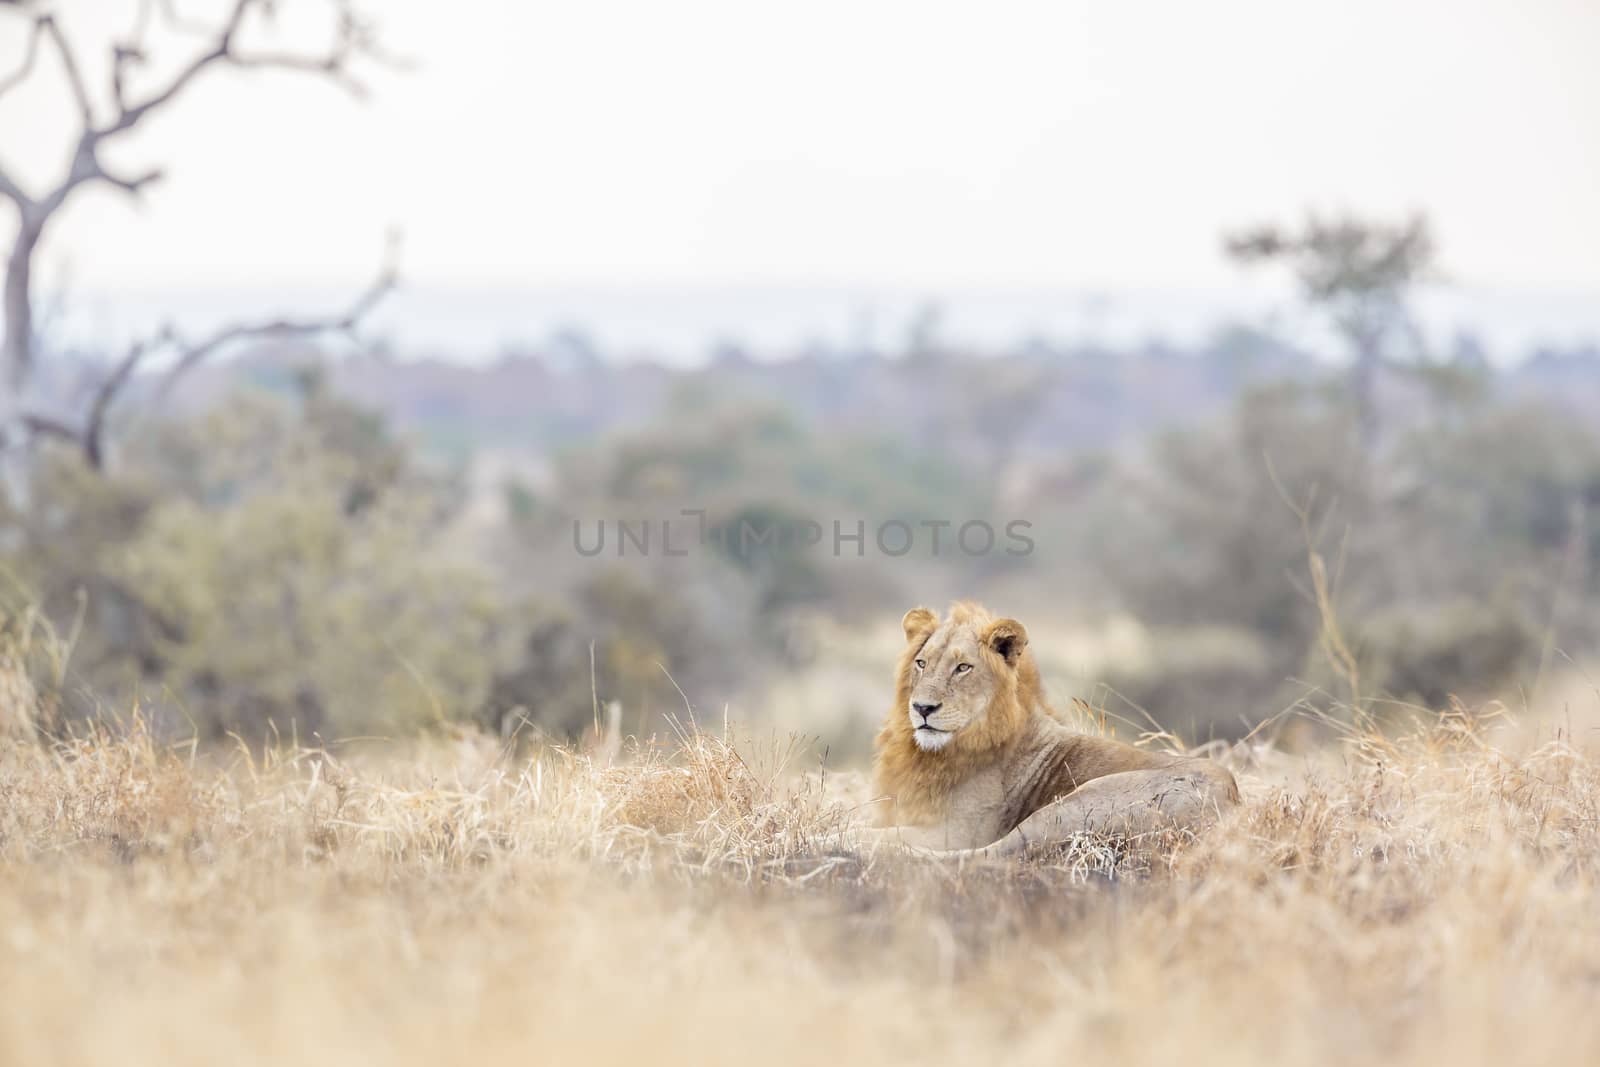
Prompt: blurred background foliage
<box><xmin>3</xmin><ymin>372</ymin><xmax>498</xmax><ymax>738</ymax></box>
<box><xmin>5</xmin><ymin>308</ymin><xmax>1598</xmax><ymax>751</ymax></box>
<box><xmin>1</xmin><ymin>0</ymin><xmax>1598</xmax><ymax>757</ymax></box>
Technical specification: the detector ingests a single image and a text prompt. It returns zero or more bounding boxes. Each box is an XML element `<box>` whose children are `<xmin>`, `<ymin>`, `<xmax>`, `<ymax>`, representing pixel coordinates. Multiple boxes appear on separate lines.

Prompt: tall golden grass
<box><xmin>3</xmin><ymin>686</ymin><xmax>1600</xmax><ymax>1067</ymax></box>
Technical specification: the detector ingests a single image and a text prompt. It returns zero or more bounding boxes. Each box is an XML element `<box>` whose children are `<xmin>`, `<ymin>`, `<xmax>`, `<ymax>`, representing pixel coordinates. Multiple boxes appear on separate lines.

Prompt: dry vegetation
<box><xmin>4</xmin><ymin>652</ymin><xmax>1600</xmax><ymax>1067</ymax></box>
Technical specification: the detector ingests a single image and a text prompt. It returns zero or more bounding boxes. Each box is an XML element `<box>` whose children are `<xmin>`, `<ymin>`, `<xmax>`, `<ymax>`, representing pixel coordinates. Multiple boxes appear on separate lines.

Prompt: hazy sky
<box><xmin>3</xmin><ymin>0</ymin><xmax>1599</xmax><ymax>295</ymax></box>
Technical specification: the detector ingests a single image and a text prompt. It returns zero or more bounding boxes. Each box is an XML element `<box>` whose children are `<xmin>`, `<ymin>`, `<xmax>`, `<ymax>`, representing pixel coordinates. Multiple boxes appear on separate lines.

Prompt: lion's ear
<box><xmin>984</xmin><ymin>618</ymin><xmax>1028</xmax><ymax>666</ymax></box>
<box><xmin>902</xmin><ymin>607</ymin><xmax>938</xmax><ymax>644</ymax></box>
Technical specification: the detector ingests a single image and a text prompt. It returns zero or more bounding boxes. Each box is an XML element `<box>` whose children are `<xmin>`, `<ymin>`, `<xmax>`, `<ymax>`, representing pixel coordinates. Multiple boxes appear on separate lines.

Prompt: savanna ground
<box><xmin>5</xmin><ymin>650</ymin><xmax>1600</xmax><ymax>1067</ymax></box>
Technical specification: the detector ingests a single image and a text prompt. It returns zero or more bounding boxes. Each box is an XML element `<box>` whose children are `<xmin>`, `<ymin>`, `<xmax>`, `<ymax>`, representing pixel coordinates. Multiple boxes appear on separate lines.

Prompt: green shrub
<box><xmin>2</xmin><ymin>381</ymin><xmax>500</xmax><ymax>739</ymax></box>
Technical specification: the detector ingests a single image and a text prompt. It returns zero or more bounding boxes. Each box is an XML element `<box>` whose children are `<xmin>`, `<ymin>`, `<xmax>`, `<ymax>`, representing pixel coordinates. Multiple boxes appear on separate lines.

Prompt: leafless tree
<box><xmin>0</xmin><ymin>0</ymin><xmax>395</xmax><ymax>469</ymax></box>
<box><xmin>1225</xmin><ymin>213</ymin><xmax>1436</xmax><ymax>451</ymax></box>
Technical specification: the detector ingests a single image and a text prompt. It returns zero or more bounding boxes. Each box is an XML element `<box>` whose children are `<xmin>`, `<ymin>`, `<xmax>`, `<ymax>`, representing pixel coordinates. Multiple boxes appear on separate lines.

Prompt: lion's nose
<box><xmin>912</xmin><ymin>702</ymin><xmax>941</xmax><ymax>721</ymax></box>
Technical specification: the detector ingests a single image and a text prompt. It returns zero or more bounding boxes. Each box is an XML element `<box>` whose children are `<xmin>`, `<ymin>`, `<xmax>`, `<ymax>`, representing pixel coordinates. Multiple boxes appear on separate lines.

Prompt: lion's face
<box><xmin>899</xmin><ymin>605</ymin><xmax>1028</xmax><ymax>754</ymax></box>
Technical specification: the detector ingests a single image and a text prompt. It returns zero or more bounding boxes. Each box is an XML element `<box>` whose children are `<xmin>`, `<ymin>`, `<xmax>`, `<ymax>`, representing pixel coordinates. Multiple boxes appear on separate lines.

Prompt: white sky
<box><xmin>2</xmin><ymin>0</ymin><xmax>1599</xmax><ymax>297</ymax></box>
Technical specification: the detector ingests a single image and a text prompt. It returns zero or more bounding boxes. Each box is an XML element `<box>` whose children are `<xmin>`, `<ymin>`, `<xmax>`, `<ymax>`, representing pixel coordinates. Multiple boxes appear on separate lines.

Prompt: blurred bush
<box><xmin>1085</xmin><ymin>384</ymin><xmax>1599</xmax><ymax>731</ymax></box>
<box><xmin>482</xmin><ymin>568</ymin><xmax>747</xmax><ymax>741</ymax></box>
<box><xmin>6</xmin><ymin>336</ymin><xmax>1597</xmax><ymax>748</ymax></box>
<box><xmin>1</xmin><ymin>372</ymin><xmax>499</xmax><ymax>739</ymax></box>
<box><xmin>485</xmin><ymin>397</ymin><xmax>989</xmax><ymax>737</ymax></box>
<box><xmin>1358</xmin><ymin>600</ymin><xmax>1540</xmax><ymax>710</ymax></box>
<box><xmin>1099</xmin><ymin>624</ymin><xmax>1277</xmax><ymax>740</ymax></box>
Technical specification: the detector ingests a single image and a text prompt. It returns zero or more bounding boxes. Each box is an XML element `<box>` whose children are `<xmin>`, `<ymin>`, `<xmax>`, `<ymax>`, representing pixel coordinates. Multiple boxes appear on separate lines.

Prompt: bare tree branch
<box><xmin>98</xmin><ymin>0</ymin><xmax>252</xmax><ymax>136</ymax></box>
<box><xmin>12</xmin><ymin>338</ymin><xmax>155</xmax><ymax>469</ymax></box>
<box><xmin>154</xmin><ymin>0</ymin><xmax>222</xmax><ymax>39</ymax></box>
<box><xmin>107</xmin><ymin>2</ymin><xmax>157</xmax><ymax>113</ymax></box>
<box><xmin>41</xmin><ymin>14</ymin><xmax>93</xmax><ymax>126</ymax></box>
<box><xmin>12</xmin><ymin>232</ymin><xmax>397</xmax><ymax>471</ymax></box>
<box><xmin>155</xmin><ymin>238</ymin><xmax>399</xmax><ymax>403</ymax></box>
<box><xmin>0</xmin><ymin>11</ymin><xmax>47</xmax><ymax>101</ymax></box>
<box><xmin>0</xmin><ymin>0</ymin><xmax>388</xmax><ymax>388</ymax></box>
<box><xmin>100</xmin><ymin>0</ymin><xmax>380</xmax><ymax>134</ymax></box>
<box><xmin>110</xmin><ymin>41</ymin><xmax>144</xmax><ymax>114</ymax></box>
<box><xmin>0</xmin><ymin>9</ymin><xmax>36</xmax><ymax>205</ymax></box>
<box><xmin>0</xmin><ymin>163</ymin><xmax>27</xmax><ymax>207</ymax></box>
<box><xmin>226</xmin><ymin>45</ymin><xmax>368</xmax><ymax>97</ymax></box>
<box><xmin>96</xmin><ymin>161</ymin><xmax>165</xmax><ymax>196</ymax></box>
<box><xmin>0</xmin><ymin>12</ymin><xmax>97</xmax><ymax>123</ymax></box>
<box><xmin>18</xmin><ymin>410</ymin><xmax>81</xmax><ymax>444</ymax></box>
<box><xmin>83</xmin><ymin>336</ymin><xmax>158</xmax><ymax>469</ymax></box>
<box><xmin>3</xmin><ymin>215</ymin><xmax>44</xmax><ymax>384</ymax></box>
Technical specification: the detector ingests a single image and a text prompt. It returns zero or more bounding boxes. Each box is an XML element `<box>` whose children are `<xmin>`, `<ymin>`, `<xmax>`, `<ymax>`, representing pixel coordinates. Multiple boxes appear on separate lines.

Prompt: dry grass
<box><xmin>3</xmin><ymin>698</ymin><xmax>1600</xmax><ymax>1066</ymax></box>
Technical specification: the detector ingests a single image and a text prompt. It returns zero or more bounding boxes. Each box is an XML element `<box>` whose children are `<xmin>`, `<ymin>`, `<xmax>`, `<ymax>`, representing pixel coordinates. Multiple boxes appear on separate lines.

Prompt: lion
<box><xmin>862</xmin><ymin>601</ymin><xmax>1239</xmax><ymax>857</ymax></box>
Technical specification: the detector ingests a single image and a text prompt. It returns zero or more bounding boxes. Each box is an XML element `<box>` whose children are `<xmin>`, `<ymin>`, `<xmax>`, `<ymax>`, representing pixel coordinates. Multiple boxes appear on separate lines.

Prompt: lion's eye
<box><xmin>915</xmin><ymin>659</ymin><xmax>926</xmax><ymax>670</ymax></box>
<box><xmin>955</xmin><ymin>663</ymin><xmax>972</xmax><ymax>674</ymax></box>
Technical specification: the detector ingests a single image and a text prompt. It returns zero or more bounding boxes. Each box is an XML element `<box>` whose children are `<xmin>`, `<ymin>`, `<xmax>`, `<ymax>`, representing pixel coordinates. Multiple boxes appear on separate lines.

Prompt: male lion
<box><xmin>864</xmin><ymin>602</ymin><xmax>1239</xmax><ymax>857</ymax></box>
